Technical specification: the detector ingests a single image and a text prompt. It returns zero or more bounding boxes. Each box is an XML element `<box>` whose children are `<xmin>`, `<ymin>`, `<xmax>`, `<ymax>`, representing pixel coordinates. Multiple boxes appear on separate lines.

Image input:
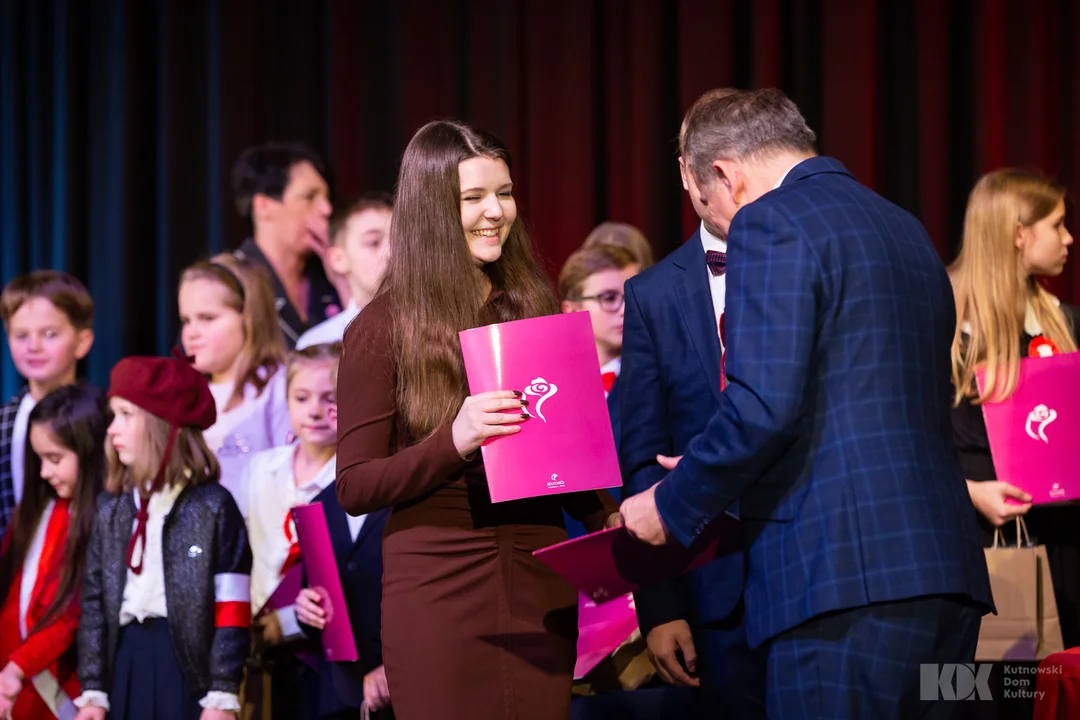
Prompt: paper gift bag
<box><xmin>976</xmin><ymin>518</ymin><xmax>1064</xmax><ymax>661</ymax></box>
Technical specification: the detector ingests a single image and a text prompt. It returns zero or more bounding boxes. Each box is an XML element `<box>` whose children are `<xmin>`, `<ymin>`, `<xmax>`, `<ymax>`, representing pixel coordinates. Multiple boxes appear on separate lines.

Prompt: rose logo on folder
<box><xmin>523</xmin><ymin>377</ymin><xmax>558</xmax><ymax>422</ymax></box>
<box><xmin>1025</xmin><ymin>404</ymin><xmax>1057</xmax><ymax>443</ymax></box>
<box><xmin>459</xmin><ymin>312</ymin><xmax>622</xmax><ymax>503</ymax></box>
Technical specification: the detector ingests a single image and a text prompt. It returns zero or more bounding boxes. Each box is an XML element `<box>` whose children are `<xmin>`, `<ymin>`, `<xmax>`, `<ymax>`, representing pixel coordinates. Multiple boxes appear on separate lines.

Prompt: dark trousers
<box><xmin>109</xmin><ymin>618</ymin><xmax>202</xmax><ymax>720</ymax></box>
<box><xmin>764</xmin><ymin>594</ymin><xmax>983</xmax><ymax>720</ymax></box>
<box><xmin>692</xmin><ymin>605</ymin><xmax>768</xmax><ymax>720</ymax></box>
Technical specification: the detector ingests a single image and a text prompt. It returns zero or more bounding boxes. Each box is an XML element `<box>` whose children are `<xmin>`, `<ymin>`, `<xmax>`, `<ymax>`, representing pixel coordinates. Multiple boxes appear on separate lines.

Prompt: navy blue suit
<box><xmin>619</xmin><ymin>229</ymin><xmax>766</xmax><ymax>717</ymax></box>
<box><xmin>302</xmin><ymin>487</ymin><xmax>392</xmax><ymax>719</ymax></box>
<box><xmin>653</xmin><ymin>158</ymin><xmax>994</xmax><ymax>718</ymax></box>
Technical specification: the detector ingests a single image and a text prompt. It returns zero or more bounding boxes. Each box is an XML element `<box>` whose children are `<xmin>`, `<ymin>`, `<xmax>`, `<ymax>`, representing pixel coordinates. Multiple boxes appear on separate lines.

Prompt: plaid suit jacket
<box><xmin>655</xmin><ymin>157</ymin><xmax>994</xmax><ymax>647</ymax></box>
<box><xmin>0</xmin><ymin>388</ymin><xmax>28</xmax><ymax>539</ymax></box>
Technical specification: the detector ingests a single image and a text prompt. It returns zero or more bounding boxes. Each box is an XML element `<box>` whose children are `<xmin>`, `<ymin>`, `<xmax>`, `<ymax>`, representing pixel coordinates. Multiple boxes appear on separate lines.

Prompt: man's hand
<box><xmin>620</xmin><ymin>483</ymin><xmax>668</xmax><ymax>546</ymax></box>
<box><xmin>305</xmin><ymin>217</ymin><xmax>351</xmax><ymax>305</ymax></box>
<box><xmin>74</xmin><ymin>708</ymin><xmax>106</xmax><ymax>720</ymax></box>
<box><xmin>199</xmin><ymin>709</ymin><xmax>238</xmax><ymax>720</ymax></box>
<box><xmin>363</xmin><ymin>665</ymin><xmax>391</xmax><ymax>710</ymax></box>
<box><xmin>295</xmin><ymin>588</ymin><xmax>326</xmax><ymax>630</ymax></box>
<box><xmin>968</xmin><ymin>480</ymin><xmax>1032</xmax><ymax>527</ymax></box>
<box><xmin>646</xmin><ymin>620</ymin><xmax>700</xmax><ymax>687</ymax></box>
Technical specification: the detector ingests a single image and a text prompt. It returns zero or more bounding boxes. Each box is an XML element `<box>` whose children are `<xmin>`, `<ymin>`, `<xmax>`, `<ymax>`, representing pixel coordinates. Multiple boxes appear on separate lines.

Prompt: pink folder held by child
<box><xmin>292</xmin><ymin>503</ymin><xmax>360</xmax><ymax>662</ymax></box>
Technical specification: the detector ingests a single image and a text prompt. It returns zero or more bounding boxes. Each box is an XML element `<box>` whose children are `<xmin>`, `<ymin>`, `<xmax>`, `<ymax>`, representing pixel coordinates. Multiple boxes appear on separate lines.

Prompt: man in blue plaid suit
<box><xmin>620</xmin><ymin>89</ymin><xmax>993</xmax><ymax>719</ymax></box>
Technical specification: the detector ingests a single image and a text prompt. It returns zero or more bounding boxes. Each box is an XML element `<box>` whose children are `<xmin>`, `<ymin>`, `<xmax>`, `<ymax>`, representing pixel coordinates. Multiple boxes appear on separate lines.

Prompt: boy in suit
<box><xmin>295</xmin><ymin>360</ymin><xmax>393</xmax><ymax>719</ymax></box>
<box><xmin>0</xmin><ymin>271</ymin><xmax>94</xmax><ymax>537</ymax></box>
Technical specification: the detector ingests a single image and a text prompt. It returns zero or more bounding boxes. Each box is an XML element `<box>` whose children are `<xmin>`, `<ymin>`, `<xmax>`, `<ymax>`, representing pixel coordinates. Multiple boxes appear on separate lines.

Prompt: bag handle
<box><xmin>991</xmin><ymin>516</ymin><xmax>1032</xmax><ymax>549</ymax></box>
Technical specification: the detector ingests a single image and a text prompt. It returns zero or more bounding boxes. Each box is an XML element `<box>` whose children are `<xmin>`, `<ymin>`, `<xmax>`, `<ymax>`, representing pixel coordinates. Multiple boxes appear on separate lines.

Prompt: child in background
<box><xmin>295</xmin><ymin>194</ymin><xmax>393</xmax><ymax>350</ymax></box>
<box><xmin>179</xmin><ymin>254</ymin><xmax>290</xmax><ymax>516</ymax></box>
<box><xmin>242</xmin><ymin>343</ymin><xmax>343</xmax><ymax>719</ymax></box>
<box><xmin>0</xmin><ymin>271</ymin><xmax>95</xmax><ymax>538</ymax></box>
<box><xmin>294</xmin><ymin>349</ymin><xmax>392</xmax><ymax>719</ymax></box>
<box><xmin>0</xmin><ymin>384</ymin><xmax>108</xmax><ymax>719</ymax></box>
<box><xmin>74</xmin><ymin>354</ymin><xmax>251</xmax><ymax>720</ymax></box>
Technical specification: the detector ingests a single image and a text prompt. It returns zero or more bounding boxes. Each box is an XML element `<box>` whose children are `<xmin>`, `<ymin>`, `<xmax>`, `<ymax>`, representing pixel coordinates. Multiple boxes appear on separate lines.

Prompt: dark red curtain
<box><xmin>2</xmin><ymin>0</ymin><xmax>1079</xmax><ymax>394</ymax></box>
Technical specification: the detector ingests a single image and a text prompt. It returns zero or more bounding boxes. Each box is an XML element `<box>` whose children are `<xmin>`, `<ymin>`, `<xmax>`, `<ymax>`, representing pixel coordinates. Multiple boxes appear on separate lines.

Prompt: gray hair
<box><xmin>683</xmin><ymin>88</ymin><xmax>816</xmax><ymax>185</ymax></box>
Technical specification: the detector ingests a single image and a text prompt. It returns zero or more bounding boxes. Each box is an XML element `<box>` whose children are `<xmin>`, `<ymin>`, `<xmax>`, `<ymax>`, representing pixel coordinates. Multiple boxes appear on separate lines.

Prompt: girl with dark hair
<box><xmin>0</xmin><ymin>383</ymin><xmax>108</xmax><ymax>719</ymax></box>
<box><xmin>337</xmin><ymin>120</ymin><xmax>618</xmax><ymax>719</ymax></box>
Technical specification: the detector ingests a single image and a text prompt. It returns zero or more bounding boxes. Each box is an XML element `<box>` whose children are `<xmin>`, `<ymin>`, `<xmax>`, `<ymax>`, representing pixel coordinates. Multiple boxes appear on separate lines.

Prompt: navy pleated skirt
<box><xmin>108</xmin><ymin>618</ymin><xmax>202</xmax><ymax>720</ymax></box>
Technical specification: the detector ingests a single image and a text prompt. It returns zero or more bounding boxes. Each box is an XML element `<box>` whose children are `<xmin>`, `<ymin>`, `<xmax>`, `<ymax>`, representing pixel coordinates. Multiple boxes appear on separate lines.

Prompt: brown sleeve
<box><xmin>336</xmin><ymin>297</ymin><xmax>470</xmax><ymax>515</ymax></box>
<box><xmin>562</xmin><ymin>489</ymin><xmax>620</xmax><ymax>535</ymax></box>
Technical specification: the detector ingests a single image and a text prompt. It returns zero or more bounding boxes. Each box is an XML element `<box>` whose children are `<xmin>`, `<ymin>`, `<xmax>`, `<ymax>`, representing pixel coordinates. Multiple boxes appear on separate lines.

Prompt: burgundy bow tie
<box><xmin>705</xmin><ymin>250</ymin><xmax>727</xmax><ymax>277</ymax></box>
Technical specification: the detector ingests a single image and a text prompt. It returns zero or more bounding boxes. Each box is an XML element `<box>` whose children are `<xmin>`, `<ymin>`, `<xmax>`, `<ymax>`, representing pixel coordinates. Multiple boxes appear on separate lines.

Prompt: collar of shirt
<box><xmin>700</xmin><ymin>221</ymin><xmax>727</xmax><ymax>254</ymax></box>
<box><xmin>600</xmin><ymin>357</ymin><xmax>622</xmax><ymax>377</ymax></box>
<box><xmin>289</xmin><ymin>445</ymin><xmax>338</xmax><ymax>497</ymax></box>
<box><xmin>774</xmin><ymin>160</ymin><xmax>807</xmax><ymax>189</ymax></box>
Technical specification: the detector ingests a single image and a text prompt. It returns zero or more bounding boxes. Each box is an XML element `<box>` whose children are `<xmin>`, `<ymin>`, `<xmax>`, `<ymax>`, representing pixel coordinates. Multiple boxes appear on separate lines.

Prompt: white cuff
<box><xmin>199</xmin><ymin>691</ymin><xmax>241</xmax><ymax>711</ymax></box>
<box><xmin>73</xmin><ymin>690</ymin><xmax>110</xmax><ymax>711</ymax></box>
<box><xmin>276</xmin><ymin>605</ymin><xmax>303</xmax><ymax>641</ymax></box>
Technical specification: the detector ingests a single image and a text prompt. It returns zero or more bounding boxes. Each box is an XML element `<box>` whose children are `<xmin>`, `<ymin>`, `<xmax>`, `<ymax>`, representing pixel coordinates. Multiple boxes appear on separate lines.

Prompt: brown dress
<box><xmin>336</xmin><ymin>293</ymin><xmax>617</xmax><ymax>720</ymax></box>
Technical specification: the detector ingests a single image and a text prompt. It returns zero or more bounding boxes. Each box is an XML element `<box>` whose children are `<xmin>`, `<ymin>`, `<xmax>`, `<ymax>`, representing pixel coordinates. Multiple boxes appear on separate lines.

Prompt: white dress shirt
<box><xmin>119</xmin><ymin>483</ymin><xmax>186</xmax><ymax>625</ymax></box>
<box><xmin>10</xmin><ymin>392</ymin><xmax>37</xmax><ymax>505</ymax></box>
<box><xmin>244</xmin><ymin>444</ymin><xmax>347</xmax><ymax>640</ymax></box>
<box><xmin>295</xmin><ymin>299</ymin><xmax>361</xmax><ymax>350</ymax></box>
<box><xmin>701</xmin><ymin>222</ymin><xmax>728</xmax><ymax>340</ymax></box>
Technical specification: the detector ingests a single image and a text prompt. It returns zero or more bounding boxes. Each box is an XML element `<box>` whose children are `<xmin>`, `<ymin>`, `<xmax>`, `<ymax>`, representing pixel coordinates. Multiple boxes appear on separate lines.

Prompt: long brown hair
<box><xmin>950</xmin><ymin>168</ymin><xmax>1076</xmax><ymax>404</ymax></box>
<box><xmin>106</xmin><ymin>407</ymin><xmax>220</xmax><ymax>496</ymax></box>
<box><xmin>0</xmin><ymin>383</ymin><xmax>107</xmax><ymax>631</ymax></box>
<box><xmin>383</xmin><ymin>120</ymin><xmax>558</xmax><ymax>438</ymax></box>
<box><xmin>180</xmin><ymin>254</ymin><xmax>286</xmax><ymax>411</ymax></box>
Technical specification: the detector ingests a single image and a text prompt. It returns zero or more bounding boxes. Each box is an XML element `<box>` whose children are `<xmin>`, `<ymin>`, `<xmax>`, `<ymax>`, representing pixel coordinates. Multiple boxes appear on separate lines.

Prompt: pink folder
<box><xmin>574</xmin><ymin>592</ymin><xmax>638</xmax><ymax>679</ymax></box>
<box><xmin>259</xmin><ymin>564</ymin><xmax>303</xmax><ymax>617</ymax></box>
<box><xmin>459</xmin><ymin>312</ymin><xmax>622</xmax><ymax>503</ymax></box>
<box><xmin>534</xmin><ymin>511</ymin><xmax>740</xmax><ymax>604</ymax></box>
<box><xmin>978</xmin><ymin>352</ymin><xmax>1080</xmax><ymax>505</ymax></box>
<box><xmin>291</xmin><ymin>503</ymin><xmax>360</xmax><ymax>662</ymax></box>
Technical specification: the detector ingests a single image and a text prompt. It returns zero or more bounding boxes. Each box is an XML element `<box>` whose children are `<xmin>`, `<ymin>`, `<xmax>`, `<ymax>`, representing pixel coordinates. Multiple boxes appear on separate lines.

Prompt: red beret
<box><xmin>107</xmin><ymin>355</ymin><xmax>216</xmax><ymax>430</ymax></box>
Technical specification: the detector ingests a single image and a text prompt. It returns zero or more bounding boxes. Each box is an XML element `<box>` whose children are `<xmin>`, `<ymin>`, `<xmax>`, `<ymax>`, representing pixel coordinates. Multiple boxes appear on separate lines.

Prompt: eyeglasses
<box><xmin>573</xmin><ymin>290</ymin><xmax>624</xmax><ymax>313</ymax></box>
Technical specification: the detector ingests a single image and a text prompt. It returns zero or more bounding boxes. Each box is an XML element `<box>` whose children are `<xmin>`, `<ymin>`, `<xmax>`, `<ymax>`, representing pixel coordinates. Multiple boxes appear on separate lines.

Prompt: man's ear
<box><xmin>714</xmin><ymin>159</ymin><xmax>745</xmax><ymax>207</ymax></box>
<box><xmin>678</xmin><ymin>157</ymin><xmax>690</xmax><ymax>191</ymax></box>
<box><xmin>561</xmin><ymin>300</ymin><xmax>580</xmax><ymax>314</ymax></box>
<box><xmin>251</xmin><ymin>193</ymin><xmax>276</xmax><ymax>224</ymax></box>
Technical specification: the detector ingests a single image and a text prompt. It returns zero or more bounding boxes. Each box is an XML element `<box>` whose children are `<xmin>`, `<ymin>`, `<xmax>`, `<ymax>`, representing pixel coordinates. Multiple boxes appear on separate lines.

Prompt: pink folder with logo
<box><xmin>291</xmin><ymin>503</ymin><xmax>360</xmax><ymax>662</ymax></box>
<box><xmin>459</xmin><ymin>312</ymin><xmax>622</xmax><ymax>503</ymax></box>
<box><xmin>534</xmin><ymin>511</ymin><xmax>741</xmax><ymax>604</ymax></box>
<box><xmin>978</xmin><ymin>352</ymin><xmax>1080</xmax><ymax>505</ymax></box>
<box><xmin>574</xmin><ymin>592</ymin><xmax>639</xmax><ymax>679</ymax></box>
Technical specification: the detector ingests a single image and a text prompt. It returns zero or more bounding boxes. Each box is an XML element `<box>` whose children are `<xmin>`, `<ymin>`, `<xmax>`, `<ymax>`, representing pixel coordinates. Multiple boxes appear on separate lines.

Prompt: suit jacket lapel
<box><xmin>672</xmin><ymin>233</ymin><xmax>723</xmax><ymax>402</ymax></box>
<box><xmin>316</xmin><ymin>488</ymin><xmax>354</xmax><ymax>563</ymax></box>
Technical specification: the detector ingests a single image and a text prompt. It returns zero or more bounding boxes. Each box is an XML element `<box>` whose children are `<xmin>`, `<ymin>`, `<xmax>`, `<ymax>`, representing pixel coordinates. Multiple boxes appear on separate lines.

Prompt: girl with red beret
<box><xmin>73</xmin><ymin>354</ymin><xmax>252</xmax><ymax>720</ymax></box>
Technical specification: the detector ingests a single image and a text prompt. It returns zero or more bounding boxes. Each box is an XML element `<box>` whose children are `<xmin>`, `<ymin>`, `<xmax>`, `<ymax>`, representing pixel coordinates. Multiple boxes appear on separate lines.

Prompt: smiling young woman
<box><xmin>335</xmin><ymin>120</ymin><xmax>618</xmax><ymax>720</ymax></box>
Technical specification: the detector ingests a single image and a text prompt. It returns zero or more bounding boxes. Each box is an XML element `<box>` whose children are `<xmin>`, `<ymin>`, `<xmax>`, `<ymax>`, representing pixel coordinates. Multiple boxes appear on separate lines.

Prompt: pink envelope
<box><xmin>534</xmin><ymin>512</ymin><xmax>740</xmax><ymax>604</ymax></box>
<box><xmin>978</xmin><ymin>352</ymin><xmax>1080</xmax><ymax>505</ymax></box>
<box><xmin>291</xmin><ymin>503</ymin><xmax>360</xmax><ymax>662</ymax></box>
<box><xmin>575</xmin><ymin>592</ymin><xmax>638</xmax><ymax>680</ymax></box>
<box><xmin>459</xmin><ymin>312</ymin><xmax>622</xmax><ymax>503</ymax></box>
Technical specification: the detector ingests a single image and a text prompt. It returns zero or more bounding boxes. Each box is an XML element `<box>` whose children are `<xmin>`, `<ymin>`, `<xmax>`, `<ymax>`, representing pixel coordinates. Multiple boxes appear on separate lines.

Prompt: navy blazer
<box><xmin>302</xmin><ymin>486</ymin><xmax>390</xmax><ymax>717</ymax></box>
<box><xmin>654</xmin><ymin>157</ymin><xmax>994</xmax><ymax>647</ymax></box>
<box><xmin>618</xmin><ymin>230</ymin><xmax>744</xmax><ymax>635</ymax></box>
